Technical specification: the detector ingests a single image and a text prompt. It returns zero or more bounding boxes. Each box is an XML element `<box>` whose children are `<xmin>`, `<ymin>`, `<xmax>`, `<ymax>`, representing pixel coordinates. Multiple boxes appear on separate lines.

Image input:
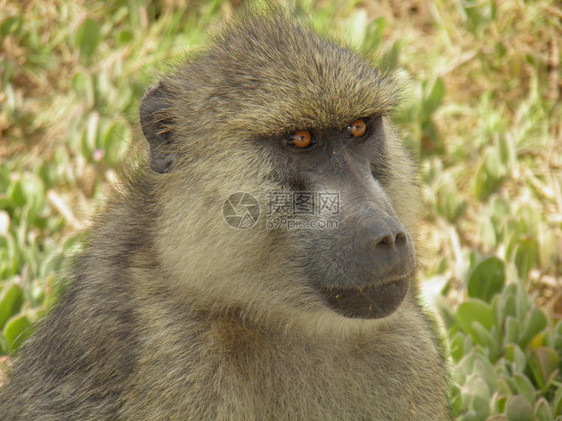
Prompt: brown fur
<box><xmin>0</xmin><ymin>12</ymin><xmax>450</xmax><ymax>420</ymax></box>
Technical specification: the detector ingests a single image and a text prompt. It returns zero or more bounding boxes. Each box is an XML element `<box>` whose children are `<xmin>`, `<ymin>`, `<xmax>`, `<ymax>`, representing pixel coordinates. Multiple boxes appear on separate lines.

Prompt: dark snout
<box><xmin>356</xmin><ymin>208</ymin><xmax>416</xmax><ymax>282</ymax></box>
<box><xmin>305</xmin><ymin>199</ymin><xmax>416</xmax><ymax>319</ymax></box>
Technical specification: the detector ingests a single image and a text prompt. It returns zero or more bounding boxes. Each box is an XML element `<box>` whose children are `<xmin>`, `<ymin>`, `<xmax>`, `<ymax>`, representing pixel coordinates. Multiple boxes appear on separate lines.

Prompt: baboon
<box><xmin>0</xmin><ymin>11</ymin><xmax>450</xmax><ymax>421</ymax></box>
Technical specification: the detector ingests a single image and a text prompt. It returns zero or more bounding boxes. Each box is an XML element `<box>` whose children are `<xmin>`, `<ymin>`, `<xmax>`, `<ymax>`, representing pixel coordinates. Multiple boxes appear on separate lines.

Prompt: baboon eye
<box><xmin>288</xmin><ymin>130</ymin><xmax>313</xmax><ymax>148</ymax></box>
<box><xmin>347</xmin><ymin>119</ymin><xmax>367</xmax><ymax>138</ymax></box>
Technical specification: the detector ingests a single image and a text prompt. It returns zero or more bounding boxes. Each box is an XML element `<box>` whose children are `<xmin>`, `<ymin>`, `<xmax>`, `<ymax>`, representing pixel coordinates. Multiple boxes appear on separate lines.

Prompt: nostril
<box><xmin>373</xmin><ymin>234</ymin><xmax>393</xmax><ymax>248</ymax></box>
<box><xmin>363</xmin><ymin>217</ymin><xmax>409</xmax><ymax>251</ymax></box>
<box><xmin>371</xmin><ymin>231</ymin><xmax>407</xmax><ymax>250</ymax></box>
<box><xmin>395</xmin><ymin>232</ymin><xmax>407</xmax><ymax>244</ymax></box>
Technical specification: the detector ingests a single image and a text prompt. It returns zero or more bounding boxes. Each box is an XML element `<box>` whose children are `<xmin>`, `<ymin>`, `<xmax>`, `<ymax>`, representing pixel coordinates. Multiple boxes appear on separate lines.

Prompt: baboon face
<box><xmin>265</xmin><ymin>115</ymin><xmax>416</xmax><ymax>319</ymax></box>
<box><xmin>140</xmin><ymin>14</ymin><xmax>417</xmax><ymax>320</ymax></box>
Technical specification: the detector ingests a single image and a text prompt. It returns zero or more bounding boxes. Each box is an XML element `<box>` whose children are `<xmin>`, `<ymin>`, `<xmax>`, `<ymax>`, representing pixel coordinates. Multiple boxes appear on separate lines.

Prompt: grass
<box><xmin>0</xmin><ymin>0</ymin><xmax>561</xmax><ymax>419</ymax></box>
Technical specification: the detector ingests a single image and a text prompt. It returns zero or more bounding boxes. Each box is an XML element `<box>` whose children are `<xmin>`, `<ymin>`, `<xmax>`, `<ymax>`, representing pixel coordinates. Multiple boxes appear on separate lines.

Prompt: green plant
<box><xmin>440</xmin><ymin>257</ymin><xmax>562</xmax><ymax>421</ymax></box>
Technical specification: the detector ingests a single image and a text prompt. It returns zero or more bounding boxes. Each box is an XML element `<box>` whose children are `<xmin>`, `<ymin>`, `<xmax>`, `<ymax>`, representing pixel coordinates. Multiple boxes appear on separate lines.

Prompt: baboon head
<box><xmin>139</xmin><ymin>12</ymin><xmax>419</xmax><ymax>321</ymax></box>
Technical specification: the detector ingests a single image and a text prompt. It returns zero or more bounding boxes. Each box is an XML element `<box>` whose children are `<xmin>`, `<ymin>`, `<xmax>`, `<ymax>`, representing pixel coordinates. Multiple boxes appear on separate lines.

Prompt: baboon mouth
<box><xmin>321</xmin><ymin>278</ymin><xmax>409</xmax><ymax>319</ymax></box>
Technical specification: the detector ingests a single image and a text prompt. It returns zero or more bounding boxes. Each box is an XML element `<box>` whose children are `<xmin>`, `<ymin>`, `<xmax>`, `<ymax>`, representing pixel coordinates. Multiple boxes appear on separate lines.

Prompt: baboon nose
<box><xmin>361</xmin><ymin>216</ymin><xmax>415</xmax><ymax>279</ymax></box>
<box><xmin>366</xmin><ymin>216</ymin><xmax>407</xmax><ymax>248</ymax></box>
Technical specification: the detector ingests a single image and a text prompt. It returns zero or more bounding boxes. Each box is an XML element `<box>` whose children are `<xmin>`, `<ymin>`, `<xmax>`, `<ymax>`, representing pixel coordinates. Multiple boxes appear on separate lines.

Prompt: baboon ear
<box><xmin>140</xmin><ymin>83</ymin><xmax>176</xmax><ymax>173</ymax></box>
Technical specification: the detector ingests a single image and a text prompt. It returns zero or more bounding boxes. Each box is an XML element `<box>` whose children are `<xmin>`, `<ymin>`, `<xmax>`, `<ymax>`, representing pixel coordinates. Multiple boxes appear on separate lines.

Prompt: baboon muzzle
<box><xmin>304</xmin><ymin>196</ymin><xmax>415</xmax><ymax>319</ymax></box>
<box><xmin>322</xmin><ymin>211</ymin><xmax>414</xmax><ymax>319</ymax></box>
